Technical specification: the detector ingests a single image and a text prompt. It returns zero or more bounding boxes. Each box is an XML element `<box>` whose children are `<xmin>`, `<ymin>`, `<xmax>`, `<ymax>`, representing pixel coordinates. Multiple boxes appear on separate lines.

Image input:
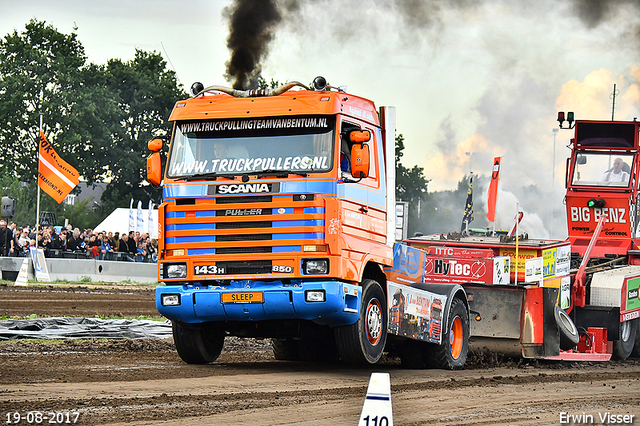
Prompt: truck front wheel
<box><xmin>613</xmin><ymin>319</ymin><xmax>638</xmax><ymax>360</ymax></box>
<box><xmin>425</xmin><ymin>298</ymin><xmax>469</xmax><ymax>369</ymax></box>
<box><xmin>335</xmin><ymin>279</ymin><xmax>387</xmax><ymax>364</ymax></box>
<box><xmin>172</xmin><ymin>321</ymin><xmax>225</xmax><ymax>364</ymax></box>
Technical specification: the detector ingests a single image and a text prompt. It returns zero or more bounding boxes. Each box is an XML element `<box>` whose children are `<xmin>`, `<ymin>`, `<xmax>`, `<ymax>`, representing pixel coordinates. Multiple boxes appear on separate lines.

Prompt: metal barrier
<box><xmin>0</xmin><ymin>256</ymin><xmax>158</xmax><ymax>284</ymax></box>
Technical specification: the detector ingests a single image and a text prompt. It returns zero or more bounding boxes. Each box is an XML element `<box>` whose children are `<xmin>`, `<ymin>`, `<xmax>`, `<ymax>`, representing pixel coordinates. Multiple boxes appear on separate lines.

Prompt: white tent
<box><xmin>94</xmin><ymin>208</ymin><xmax>158</xmax><ymax>237</ymax></box>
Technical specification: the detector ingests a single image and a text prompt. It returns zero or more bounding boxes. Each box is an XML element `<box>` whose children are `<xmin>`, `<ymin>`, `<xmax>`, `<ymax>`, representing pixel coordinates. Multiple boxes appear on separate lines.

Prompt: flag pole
<box><xmin>515</xmin><ymin>202</ymin><xmax>519</xmax><ymax>285</ymax></box>
<box><xmin>36</xmin><ymin>113</ymin><xmax>43</xmax><ymax>235</ymax></box>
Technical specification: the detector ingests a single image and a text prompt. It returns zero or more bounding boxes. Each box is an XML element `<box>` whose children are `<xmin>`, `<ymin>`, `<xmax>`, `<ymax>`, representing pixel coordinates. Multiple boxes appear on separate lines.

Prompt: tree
<box><xmin>0</xmin><ymin>20</ymin><xmax>186</xmax><ymax>227</ymax></box>
<box><xmin>100</xmin><ymin>50</ymin><xmax>185</xmax><ymax>210</ymax></box>
<box><xmin>0</xmin><ymin>19</ymin><xmax>92</xmax><ymax>182</ymax></box>
<box><xmin>395</xmin><ymin>134</ymin><xmax>430</xmax><ymax>236</ymax></box>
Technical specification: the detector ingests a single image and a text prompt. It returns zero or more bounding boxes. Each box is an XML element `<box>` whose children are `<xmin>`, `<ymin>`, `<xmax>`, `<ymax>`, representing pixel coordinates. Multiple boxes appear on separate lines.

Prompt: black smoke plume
<box><xmin>223</xmin><ymin>0</ymin><xmax>282</xmax><ymax>90</ymax></box>
<box><xmin>571</xmin><ymin>0</ymin><xmax>640</xmax><ymax>27</ymax></box>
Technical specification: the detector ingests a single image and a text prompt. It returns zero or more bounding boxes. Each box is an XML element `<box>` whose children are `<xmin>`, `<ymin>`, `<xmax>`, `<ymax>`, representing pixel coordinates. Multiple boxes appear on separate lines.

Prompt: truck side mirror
<box><xmin>147</xmin><ymin>152</ymin><xmax>162</xmax><ymax>186</ymax></box>
<box><xmin>351</xmin><ymin>143</ymin><xmax>370</xmax><ymax>178</ymax></box>
<box><xmin>148</xmin><ymin>138</ymin><xmax>163</xmax><ymax>152</ymax></box>
<box><xmin>350</xmin><ymin>130</ymin><xmax>371</xmax><ymax>143</ymax></box>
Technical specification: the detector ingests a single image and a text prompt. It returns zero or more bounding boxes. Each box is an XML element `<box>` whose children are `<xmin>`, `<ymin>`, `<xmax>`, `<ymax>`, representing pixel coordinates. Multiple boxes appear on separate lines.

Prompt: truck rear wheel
<box><xmin>633</xmin><ymin>320</ymin><xmax>640</xmax><ymax>358</ymax></box>
<box><xmin>271</xmin><ymin>338</ymin><xmax>300</xmax><ymax>361</ymax></box>
<box><xmin>613</xmin><ymin>319</ymin><xmax>638</xmax><ymax>360</ymax></box>
<box><xmin>335</xmin><ymin>279</ymin><xmax>387</xmax><ymax>364</ymax></box>
<box><xmin>425</xmin><ymin>298</ymin><xmax>469</xmax><ymax>370</ymax></box>
<box><xmin>172</xmin><ymin>321</ymin><xmax>225</xmax><ymax>364</ymax></box>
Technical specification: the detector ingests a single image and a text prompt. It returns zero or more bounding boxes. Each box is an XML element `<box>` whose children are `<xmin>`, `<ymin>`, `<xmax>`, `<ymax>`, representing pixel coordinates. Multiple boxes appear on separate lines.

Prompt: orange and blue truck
<box><xmin>148</xmin><ymin>77</ymin><xmax>470</xmax><ymax>368</ymax></box>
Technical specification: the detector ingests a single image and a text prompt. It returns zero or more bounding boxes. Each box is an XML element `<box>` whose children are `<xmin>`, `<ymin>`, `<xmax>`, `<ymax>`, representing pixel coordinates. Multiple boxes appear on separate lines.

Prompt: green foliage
<box><xmin>257</xmin><ymin>76</ymin><xmax>281</xmax><ymax>89</ymax></box>
<box><xmin>395</xmin><ymin>134</ymin><xmax>430</xmax><ymax>236</ymax></box>
<box><xmin>419</xmin><ymin>174</ymin><xmax>488</xmax><ymax>235</ymax></box>
<box><xmin>0</xmin><ymin>20</ymin><xmax>186</xmax><ymax>221</ymax></box>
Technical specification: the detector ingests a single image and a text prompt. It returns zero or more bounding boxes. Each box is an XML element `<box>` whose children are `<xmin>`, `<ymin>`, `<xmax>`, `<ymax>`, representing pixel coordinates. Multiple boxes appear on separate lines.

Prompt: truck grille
<box><xmin>215</xmin><ymin>260</ymin><xmax>272</xmax><ymax>274</ymax></box>
<box><xmin>164</xmin><ymin>195</ymin><xmax>325</xmax><ymax>259</ymax></box>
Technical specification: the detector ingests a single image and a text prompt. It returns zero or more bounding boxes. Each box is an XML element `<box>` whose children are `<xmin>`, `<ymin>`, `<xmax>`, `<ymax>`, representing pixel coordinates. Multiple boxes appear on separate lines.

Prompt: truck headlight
<box><xmin>303</xmin><ymin>259</ymin><xmax>329</xmax><ymax>275</ymax></box>
<box><xmin>166</xmin><ymin>263</ymin><xmax>187</xmax><ymax>279</ymax></box>
<box><xmin>305</xmin><ymin>290</ymin><xmax>326</xmax><ymax>302</ymax></box>
<box><xmin>161</xmin><ymin>294</ymin><xmax>181</xmax><ymax>306</ymax></box>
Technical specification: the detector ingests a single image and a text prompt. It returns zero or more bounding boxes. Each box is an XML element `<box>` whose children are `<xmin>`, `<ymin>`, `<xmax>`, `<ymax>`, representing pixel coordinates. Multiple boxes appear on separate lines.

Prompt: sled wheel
<box><xmin>172</xmin><ymin>321</ymin><xmax>225</xmax><ymax>364</ymax></box>
<box><xmin>632</xmin><ymin>319</ymin><xmax>640</xmax><ymax>358</ymax></box>
<box><xmin>613</xmin><ymin>319</ymin><xmax>638</xmax><ymax>360</ymax></box>
<box><xmin>271</xmin><ymin>338</ymin><xmax>300</xmax><ymax>361</ymax></box>
<box><xmin>335</xmin><ymin>279</ymin><xmax>387</xmax><ymax>364</ymax></box>
<box><xmin>554</xmin><ymin>305</ymin><xmax>580</xmax><ymax>350</ymax></box>
<box><xmin>426</xmin><ymin>298</ymin><xmax>469</xmax><ymax>370</ymax></box>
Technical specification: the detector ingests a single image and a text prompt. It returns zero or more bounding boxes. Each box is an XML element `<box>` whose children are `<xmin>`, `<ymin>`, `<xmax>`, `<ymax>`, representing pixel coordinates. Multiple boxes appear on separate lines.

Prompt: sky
<box><xmin>1</xmin><ymin>0</ymin><xmax>639</xmax><ymax>238</ymax></box>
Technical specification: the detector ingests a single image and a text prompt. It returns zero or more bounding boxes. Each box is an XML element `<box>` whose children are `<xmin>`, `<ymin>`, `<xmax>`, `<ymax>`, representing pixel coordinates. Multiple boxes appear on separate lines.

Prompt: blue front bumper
<box><xmin>156</xmin><ymin>279</ymin><xmax>361</xmax><ymax>327</ymax></box>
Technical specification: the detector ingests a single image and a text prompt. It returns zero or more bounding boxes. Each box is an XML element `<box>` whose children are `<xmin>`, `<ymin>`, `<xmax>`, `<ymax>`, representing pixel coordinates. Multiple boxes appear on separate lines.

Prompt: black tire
<box><xmin>632</xmin><ymin>320</ymin><xmax>640</xmax><ymax>358</ymax></box>
<box><xmin>335</xmin><ymin>279</ymin><xmax>387</xmax><ymax>364</ymax></box>
<box><xmin>271</xmin><ymin>338</ymin><xmax>300</xmax><ymax>361</ymax></box>
<box><xmin>424</xmin><ymin>298</ymin><xmax>469</xmax><ymax>370</ymax></box>
<box><xmin>554</xmin><ymin>305</ymin><xmax>580</xmax><ymax>351</ymax></box>
<box><xmin>172</xmin><ymin>321</ymin><xmax>225</xmax><ymax>364</ymax></box>
<box><xmin>297</xmin><ymin>335</ymin><xmax>340</xmax><ymax>363</ymax></box>
<box><xmin>399</xmin><ymin>339</ymin><xmax>427</xmax><ymax>369</ymax></box>
<box><xmin>613</xmin><ymin>319</ymin><xmax>638</xmax><ymax>360</ymax></box>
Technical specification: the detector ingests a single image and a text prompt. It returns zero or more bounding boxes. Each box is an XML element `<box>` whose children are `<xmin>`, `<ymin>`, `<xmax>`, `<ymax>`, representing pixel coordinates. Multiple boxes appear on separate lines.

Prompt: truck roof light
<box><xmin>587</xmin><ymin>198</ymin><xmax>605</xmax><ymax>208</ymax></box>
<box><xmin>557</xmin><ymin>111</ymin><xmax>565</xmax><ymax>126</ymax></box>
<box><xmin>312</xmin><ymin>76</ymin><xmax>327</xmax><ymax>91</ymax></box>
<box><xmin>191</xmin><ymin>82</ymin><xmax>204</xmax><ymax>96</ymax></box>
<box><xmin>567</xmin><ymin>111</ymin><xmax>574</xmax><ymax>124</ymax></box>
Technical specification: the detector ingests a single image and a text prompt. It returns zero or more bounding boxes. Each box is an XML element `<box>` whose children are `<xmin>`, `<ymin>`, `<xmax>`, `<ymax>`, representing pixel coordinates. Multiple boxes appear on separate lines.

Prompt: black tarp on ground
<box><xmin>0</xmin><ymin>317</ymin><xmax>172</xmax><ymax>340</ymax></box>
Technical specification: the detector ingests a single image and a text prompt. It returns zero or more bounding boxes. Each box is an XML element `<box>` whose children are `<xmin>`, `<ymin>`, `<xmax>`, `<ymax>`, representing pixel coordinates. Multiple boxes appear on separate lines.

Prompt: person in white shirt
<box><xmin>601</xmin><ymin>157</ymin><xmax>629</xmax><ymax>183</ymax></box>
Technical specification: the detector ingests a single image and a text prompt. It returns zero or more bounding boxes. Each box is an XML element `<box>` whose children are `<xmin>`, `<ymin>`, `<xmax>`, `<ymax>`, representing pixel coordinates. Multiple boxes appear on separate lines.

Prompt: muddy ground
<box><xmin>1</xmin><ymin>283</ymin><xmax>639</xmax><ymax>425</ymax></box>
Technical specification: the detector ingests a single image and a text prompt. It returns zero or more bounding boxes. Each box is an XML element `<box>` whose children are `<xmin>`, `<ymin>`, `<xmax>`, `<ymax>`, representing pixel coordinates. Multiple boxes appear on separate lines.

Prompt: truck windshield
<box><xmin>166</xmin><ymin>115</ymin><xmax>335</xmax><ymax>178</ymax></box>
<box><xmin>571</xmin><ymin>152</ymin><xmax>634</xmax><ymax>187</ymax></box>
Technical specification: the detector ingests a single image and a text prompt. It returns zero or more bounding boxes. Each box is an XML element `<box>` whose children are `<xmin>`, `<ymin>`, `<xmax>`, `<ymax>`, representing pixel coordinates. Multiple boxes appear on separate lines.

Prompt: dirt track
<box><xmin>1</xmin><ymin>283</ymin><xmax>639</xmax><ymax>425</ymax></box>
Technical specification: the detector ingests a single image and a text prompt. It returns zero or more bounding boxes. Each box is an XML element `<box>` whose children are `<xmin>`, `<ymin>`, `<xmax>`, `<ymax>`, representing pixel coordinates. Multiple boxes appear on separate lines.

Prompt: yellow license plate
<box><xmin>221</xmin><ymin>292</ymin><xmax>263</xmax><ymax>304</ymax></box>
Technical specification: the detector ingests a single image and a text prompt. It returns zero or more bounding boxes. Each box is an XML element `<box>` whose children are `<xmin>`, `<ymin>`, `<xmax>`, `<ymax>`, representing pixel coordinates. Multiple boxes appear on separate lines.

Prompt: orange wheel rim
<box><xmin>450</xmin><ymin>316</ymin><xmax>463</xmax><ymax>359</ymax></box>
<box><xmin>366</xmin><ymin>298</ymin><xmax>383</xmax><ymax>346</ymax></box>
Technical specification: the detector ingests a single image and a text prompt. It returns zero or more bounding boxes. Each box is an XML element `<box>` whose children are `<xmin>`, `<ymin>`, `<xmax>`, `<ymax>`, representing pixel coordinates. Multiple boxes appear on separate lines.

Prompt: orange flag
<box><xmin>486</xmin><ymin>157</ymin><xmax>501</xmax><ymax>223</ymax></box>
<box><xmin>38</xmin><ymin>131</ymin><xmax>80</xmax><ymax>204</ymax></box>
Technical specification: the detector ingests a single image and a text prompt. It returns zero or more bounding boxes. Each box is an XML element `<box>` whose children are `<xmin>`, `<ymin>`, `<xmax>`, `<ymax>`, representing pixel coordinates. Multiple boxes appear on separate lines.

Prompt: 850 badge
<box><xmin>272</xmin><ymin>265</ymin><xmax>293</xmax><ymax>273</ymax></box>
<box><xmin>194</xmin><ymin>265</ymin><xmax>226</xmax><ymax>275</ymax></box>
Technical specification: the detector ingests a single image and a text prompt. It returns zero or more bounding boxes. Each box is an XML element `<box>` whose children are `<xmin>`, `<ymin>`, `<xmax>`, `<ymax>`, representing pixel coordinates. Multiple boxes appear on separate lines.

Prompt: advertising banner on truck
<box><xmin>622</xmin><ymin>276</ymin><xmax>640</xmax><ymax>322</ymax></box>
<box><xmin>387</xmin><ymin>282</ymin><xmax>447</xmax><ymax>344</ymax></box>
<box><xmin>567</xmin><ymin>196</ymin><xmax>631</xmax><ymax>238</ymax></box>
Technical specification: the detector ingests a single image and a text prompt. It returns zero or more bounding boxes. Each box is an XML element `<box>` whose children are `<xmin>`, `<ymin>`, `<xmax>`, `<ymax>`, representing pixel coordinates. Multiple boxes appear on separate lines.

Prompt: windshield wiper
<box><xmin>254</xmin><ymin>169</ymin><xmax>308</xmax><ymax>178</ymax></box>
<box><xmin>183</xmin><ymin>172</ymin><xmax>238</xmax><ymax>181</ymax></box>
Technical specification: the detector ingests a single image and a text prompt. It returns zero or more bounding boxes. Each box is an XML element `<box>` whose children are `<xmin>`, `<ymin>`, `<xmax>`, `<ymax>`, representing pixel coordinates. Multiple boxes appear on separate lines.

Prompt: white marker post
<box><xmin>358</xmin><ymin>372</ymin><xmax>393</xmax><ymax>426</ymax></box>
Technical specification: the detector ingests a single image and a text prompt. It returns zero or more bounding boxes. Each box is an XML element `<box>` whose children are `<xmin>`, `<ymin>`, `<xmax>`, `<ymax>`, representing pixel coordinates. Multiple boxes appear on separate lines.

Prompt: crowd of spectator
<box><xmin>0</xmin><ymin>220</ymin><xmax>157</xmax><ymax>262</ymax></box>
